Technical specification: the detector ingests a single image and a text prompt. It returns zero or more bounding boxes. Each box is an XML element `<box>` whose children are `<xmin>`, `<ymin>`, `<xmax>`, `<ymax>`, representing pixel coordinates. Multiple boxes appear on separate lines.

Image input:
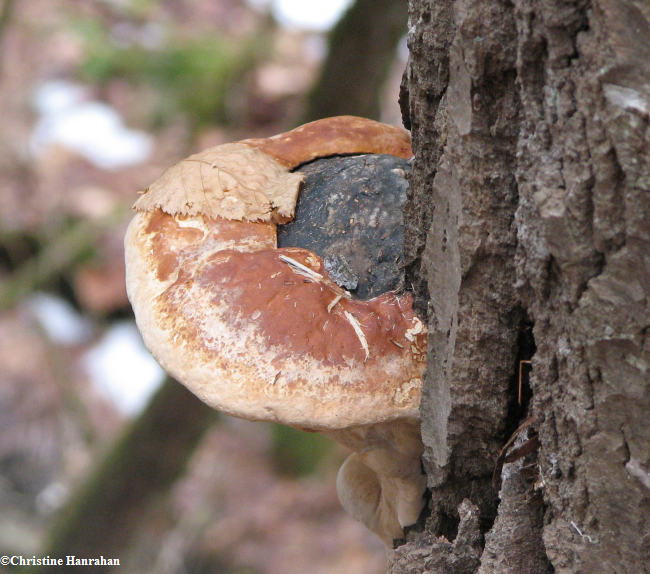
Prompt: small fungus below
<box><xmin>124</xmin><ymin>116</ymin><xmax>427</xmax><ymax>546</ymax></box>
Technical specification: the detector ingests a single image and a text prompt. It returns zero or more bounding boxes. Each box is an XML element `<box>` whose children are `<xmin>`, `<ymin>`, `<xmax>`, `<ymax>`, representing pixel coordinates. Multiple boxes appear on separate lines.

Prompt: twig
<box><xmin>492</xmin><ymin>415</ymin><xmax>540</xmax><ymax>489</ymax></box>
<box><xmin>278</xmin><ymin>254</ymin><xmax>324</xmax><ymax>280</ymax></box>
<box><xmin>279</xmin><ymin>253</ymin><xmax>352</xmax><ymax>300</ymax></box>
<box><xmin>0</xmin><ymin>206</ymin><xmax>129</xmax><ymax>310</ymax></box>
<box><xmin>344</xmin><ymin>310</ymin><xmax>370</xmax><ymax>360</ymax></box>
<box><xmin>571</xmin><ymin>521</ymin><xmax>599</xmax><ymax>544</ymax></box>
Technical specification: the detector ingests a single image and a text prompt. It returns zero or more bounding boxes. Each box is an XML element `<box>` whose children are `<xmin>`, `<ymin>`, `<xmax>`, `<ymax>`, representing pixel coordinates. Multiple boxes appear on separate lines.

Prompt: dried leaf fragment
<box><xmin>134</xmin><ymin>143</ymin><xmax>304</xmax><ymax>223</ymax></box>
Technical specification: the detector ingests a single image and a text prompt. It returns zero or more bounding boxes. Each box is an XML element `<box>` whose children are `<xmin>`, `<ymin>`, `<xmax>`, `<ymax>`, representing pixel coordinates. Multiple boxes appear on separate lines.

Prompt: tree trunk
<box><xmin>303</xmin><ymin>0</ymin><xmax>406</xmax><ymax>122</ymax></box>
<box><xmin>34</xmin><ymin>379</ymin><xmax>217</xmax><ymax>572</ymax></box>
<box><xmin>394</xmin><ymin>1</ymin><xmax>649</xmax><ymax>573</ymax></box>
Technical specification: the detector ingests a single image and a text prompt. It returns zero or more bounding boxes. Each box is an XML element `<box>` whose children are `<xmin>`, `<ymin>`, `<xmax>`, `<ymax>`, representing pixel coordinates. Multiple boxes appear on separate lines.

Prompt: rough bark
<box><xmin>397</xmin><ymin>1</ymin><xmax>649</xmax><ymax>573</ymax></box>
<box><xmin>389</xmin><ymin>500</ymin><xmax>483</xmax><ymax>573</ymax></box>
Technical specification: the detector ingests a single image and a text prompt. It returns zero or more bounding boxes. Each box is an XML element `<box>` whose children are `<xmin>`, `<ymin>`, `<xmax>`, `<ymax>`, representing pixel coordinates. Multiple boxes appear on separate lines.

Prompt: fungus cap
<box><xmin>125</xmin><ymin>116</ymin><xmax>426</xmax><ymax>430</ymax></box>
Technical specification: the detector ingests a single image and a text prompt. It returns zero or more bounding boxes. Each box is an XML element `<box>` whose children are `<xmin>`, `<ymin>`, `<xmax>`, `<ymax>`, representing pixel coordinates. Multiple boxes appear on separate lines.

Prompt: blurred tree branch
<box><xmin>0</xmin><ymin>207</ymin><xmax>128</xmax><ymax>311</ymax></box>
<box><xmin>303</xmin><ymin>0</ymin><xmax>407</xmax><ymax>121</ymax></box>
<box><xmin>28</xmin><ymin>379</ymin><xmax>218</xmax><ymax>573</ymax></box>
<box><xmin>0</xmin><ymin>0</ymin><xmax>15</xmax><ymax>76</ymax></box>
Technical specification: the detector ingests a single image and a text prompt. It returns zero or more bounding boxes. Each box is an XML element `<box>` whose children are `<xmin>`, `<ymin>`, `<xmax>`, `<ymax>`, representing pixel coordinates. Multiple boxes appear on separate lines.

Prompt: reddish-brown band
<box><xmin>242</xmin><ymin>116</ymin><xmax>412</xmax><ymax>168</ymax></box>
<box><xmin>146</xmin><ymin>210</ymin><xmax>425</xmax><ymax>369</ymax></box>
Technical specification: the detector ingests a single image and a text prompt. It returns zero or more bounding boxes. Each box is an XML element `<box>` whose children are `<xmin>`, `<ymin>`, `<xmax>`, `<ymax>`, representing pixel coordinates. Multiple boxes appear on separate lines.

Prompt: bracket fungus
<box><xmin>124</xmin><ymin>116</ymin><xmax>428</xmax><ymax>545</ymax></box>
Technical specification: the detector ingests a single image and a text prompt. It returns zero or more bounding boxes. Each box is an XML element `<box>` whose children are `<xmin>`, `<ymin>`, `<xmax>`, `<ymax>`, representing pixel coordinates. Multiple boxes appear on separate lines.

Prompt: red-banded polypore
<box><xmin>124</xmin><ymin>116</ymin><xmax>427</xmax><ymax>545</ymax></box>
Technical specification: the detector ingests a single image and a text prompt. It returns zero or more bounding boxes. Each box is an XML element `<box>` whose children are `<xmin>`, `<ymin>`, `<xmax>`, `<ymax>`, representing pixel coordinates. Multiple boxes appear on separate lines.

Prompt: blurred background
<box><xmin>0</xmin><ymin>1</ymin><xmax>408</xmax><ymax>572</ymax></box>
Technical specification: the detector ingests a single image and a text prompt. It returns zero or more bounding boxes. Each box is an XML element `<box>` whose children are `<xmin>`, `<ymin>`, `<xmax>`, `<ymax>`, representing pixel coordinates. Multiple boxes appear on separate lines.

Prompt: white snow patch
<box><xmin>25</xmin><ymin>293</ymin><xmax>94</xmax><ymax>346</ymax></box>
<box><xmin>31</xmin><ymin>80</ymin><xmax>153</xmax><ymax>170</ymax></box>
<box><xmin>248</xmin><ymin>0</ymin><xmax>353</xmax><ymax>31</ymax></box>
<box><xmin>82</xmin><ymin>321</ymin><xmax>164</xmax><ymax>416</ymax></box>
